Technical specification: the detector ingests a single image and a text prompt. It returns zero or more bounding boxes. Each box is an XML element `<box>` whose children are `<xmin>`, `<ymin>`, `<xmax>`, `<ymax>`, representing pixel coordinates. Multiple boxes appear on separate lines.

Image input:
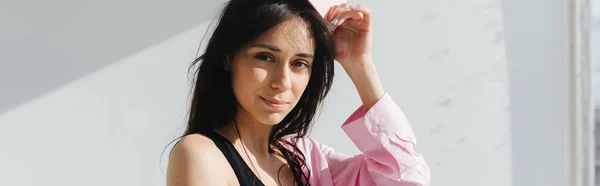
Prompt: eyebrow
<box><xmin>254</xmin><ymin>43</ymin><xmax>314</xmax><ymax>58</ymax></box>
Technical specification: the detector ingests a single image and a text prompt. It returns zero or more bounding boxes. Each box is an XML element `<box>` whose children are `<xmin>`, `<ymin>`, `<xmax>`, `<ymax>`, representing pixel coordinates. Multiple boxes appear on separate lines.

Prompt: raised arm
<box><xmin>297</xmin><ymin>3</ymin><xmax>430</xmax><ymax>185</ymax></box>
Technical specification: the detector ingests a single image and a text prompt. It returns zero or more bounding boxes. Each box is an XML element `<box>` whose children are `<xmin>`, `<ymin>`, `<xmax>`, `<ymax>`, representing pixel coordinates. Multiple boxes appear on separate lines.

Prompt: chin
<box><xmin>257</xmin><ymin>112</ymin><xmax>288</xmax><ymax>125</ymax></box>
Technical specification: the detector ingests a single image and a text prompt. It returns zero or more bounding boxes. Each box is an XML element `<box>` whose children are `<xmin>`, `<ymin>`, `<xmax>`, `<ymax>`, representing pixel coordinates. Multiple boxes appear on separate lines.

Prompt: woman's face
<box><xmin>230</xmin><ymin>18</ymin><xmax>315</xmax><ymax>126</ymax></box>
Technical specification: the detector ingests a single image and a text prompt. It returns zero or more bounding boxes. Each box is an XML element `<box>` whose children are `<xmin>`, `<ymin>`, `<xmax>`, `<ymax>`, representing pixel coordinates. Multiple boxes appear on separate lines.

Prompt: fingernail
<box><xmin>330</xmin><ymin>17</ymin><xmax>340</xmax><ymax>26</ymax></box>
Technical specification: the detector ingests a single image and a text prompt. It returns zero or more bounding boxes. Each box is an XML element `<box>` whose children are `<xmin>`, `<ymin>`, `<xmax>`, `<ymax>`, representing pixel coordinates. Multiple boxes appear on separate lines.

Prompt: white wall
<box><xmin>0</xmin><ymin>21</ymin><xmax>207</xmax><ymax>186</ymax></box>
<box><xmin>313</xmin><ymin>0</ymin><xmax>512</xmax><ymax>185</ymax></box>
<box><xmin>0</xmin><ymin>0</ymin><xmax>224</xmax><ymax>185</ymax></box>
<box><xmin>0</xmin><ymin>0</ymin><xmax>575</xmax><ymax>185</ymax></box>
<box><xmin>502</xmin><ymin>0</ymin><xmax>573</xmax><ymax>185</ymax></box>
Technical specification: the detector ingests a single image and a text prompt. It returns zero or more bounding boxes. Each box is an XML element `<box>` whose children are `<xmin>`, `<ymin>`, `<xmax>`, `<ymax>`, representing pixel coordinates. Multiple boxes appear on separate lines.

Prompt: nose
<box><xmin>270</xmin><ymin>65</ymin><xmax>292</xmax><ymax>92</ymax></box>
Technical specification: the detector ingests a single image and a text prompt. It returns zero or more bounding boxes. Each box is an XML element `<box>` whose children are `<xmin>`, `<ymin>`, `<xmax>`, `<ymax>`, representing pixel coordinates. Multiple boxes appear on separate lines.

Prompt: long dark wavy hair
<box><xmin>181</xmin><ymin>0</ymin><xmax>335</xmax><ymax>185</ymax></box>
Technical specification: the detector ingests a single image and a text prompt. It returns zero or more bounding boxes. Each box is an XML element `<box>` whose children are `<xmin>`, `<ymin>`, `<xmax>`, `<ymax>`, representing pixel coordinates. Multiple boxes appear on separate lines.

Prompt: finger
<box><xmin>337</xmin><ymin>9</ymin><xmax>364</xmax><ymax>21</ymax></box>
<box><xmin>334</xmin><ymin>10</ymin><xmax>364</xmax><ymax>27</ymax></box>
<box><xmin>328</xmin><ymin>4</ymin><xmax>349</xmax><ymax>21</ymax></box>
<box><xmin>350</xmin><ymin>4</ymin><xmax>372</xmax><ymax>23</ymax></box>
<box><xmin>326</xmin><ymin>5</ymin><xmax>337</xmax><ymax>21</ymax></box>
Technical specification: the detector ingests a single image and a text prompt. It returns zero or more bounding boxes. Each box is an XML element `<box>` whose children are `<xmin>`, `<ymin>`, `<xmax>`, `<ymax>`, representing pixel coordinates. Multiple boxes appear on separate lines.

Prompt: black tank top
<box><xmin>198</xmin><ymin>130</ymin><xmax>265</xmax><ymax>186</ymax></box>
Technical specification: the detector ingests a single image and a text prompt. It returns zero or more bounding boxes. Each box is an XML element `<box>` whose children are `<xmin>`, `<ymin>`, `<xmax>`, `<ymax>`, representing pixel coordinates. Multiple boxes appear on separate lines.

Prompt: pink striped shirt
<box><xmin>287</xmin><ymin>93</ymin><xmax>431</xmax><ymax>185</ymax></box>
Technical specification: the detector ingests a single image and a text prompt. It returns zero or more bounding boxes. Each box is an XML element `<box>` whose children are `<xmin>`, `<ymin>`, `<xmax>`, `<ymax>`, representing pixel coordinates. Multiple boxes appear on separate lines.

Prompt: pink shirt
<box><xmin>287</xmin><ymin>93</ymin><xmax>431</xmax><ymax>186</ymax></box>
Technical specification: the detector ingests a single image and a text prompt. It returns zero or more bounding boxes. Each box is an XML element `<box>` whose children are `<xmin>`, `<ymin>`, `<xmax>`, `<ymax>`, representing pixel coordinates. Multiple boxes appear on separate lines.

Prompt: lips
<box><xmin>260</xmin><ymin>96</ymin><xmax>288</xmax><ymax>109</ymax></box>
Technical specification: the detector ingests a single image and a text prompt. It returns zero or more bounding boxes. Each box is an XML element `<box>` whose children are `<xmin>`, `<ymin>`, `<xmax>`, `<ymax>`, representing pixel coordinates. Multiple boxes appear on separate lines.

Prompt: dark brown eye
<box><xmin>292</xmin><ymin>61</ymin><xmax>309</xmax><ymax>68</ymax></box>
<box><xmin>255</xmin><ymin>53</ymin><xmax>274</xmax><ymax>62</ymax></box>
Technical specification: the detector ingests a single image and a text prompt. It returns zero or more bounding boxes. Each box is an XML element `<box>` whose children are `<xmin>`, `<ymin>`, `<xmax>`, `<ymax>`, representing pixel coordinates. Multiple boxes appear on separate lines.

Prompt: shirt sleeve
<box><xmin>317</xmin><ymin>93</ymin><xmax>431</xmax><ymax>186</ymax></box>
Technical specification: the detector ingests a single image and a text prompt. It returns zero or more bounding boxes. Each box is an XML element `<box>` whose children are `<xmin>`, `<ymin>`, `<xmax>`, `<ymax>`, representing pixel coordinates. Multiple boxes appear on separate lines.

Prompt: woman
<box><xmin>166</xmin><ymin>0</ymin><xmax>430</xmax><ymax>185</ymax></box>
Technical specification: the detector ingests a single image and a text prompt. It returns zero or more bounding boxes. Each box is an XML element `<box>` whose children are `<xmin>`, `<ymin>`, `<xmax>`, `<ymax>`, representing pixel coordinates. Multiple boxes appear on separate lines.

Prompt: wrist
<box><xmin>341</xmin><ymin>59</ymin><xmax>385</xmax><ymax>109</ymax></box>
<box><xmin>341</xmin><ymin>57</ymin><xmax>376</xmax><ymax>78</ymax></box>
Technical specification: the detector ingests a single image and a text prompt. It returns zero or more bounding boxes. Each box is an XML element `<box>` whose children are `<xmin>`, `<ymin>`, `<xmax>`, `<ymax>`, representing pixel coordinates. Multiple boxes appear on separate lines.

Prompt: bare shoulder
<box><xmin>167</xmin><ymin>133</ymin><xmax>235</xmax><ymax>186</ymax></box>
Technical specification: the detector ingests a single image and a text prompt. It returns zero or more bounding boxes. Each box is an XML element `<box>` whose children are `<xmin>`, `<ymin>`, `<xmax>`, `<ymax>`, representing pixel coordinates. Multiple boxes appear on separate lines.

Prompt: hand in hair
<box><xmin>326</xmin><ymin>4</ymin><xmax>373</xmax><ymax>71</ymax></box>
<box><xmin>327</xmin><ymin>3</ymin><xmax>384</xmax><ymax>109</ymax></box>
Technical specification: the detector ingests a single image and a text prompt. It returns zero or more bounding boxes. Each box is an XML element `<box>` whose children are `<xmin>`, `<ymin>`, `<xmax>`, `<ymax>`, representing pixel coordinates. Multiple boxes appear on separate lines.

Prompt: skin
<box><xmin>167</xmin><ymin>4</ymin><xmax>383</xmax><ymax>186</ymax></box>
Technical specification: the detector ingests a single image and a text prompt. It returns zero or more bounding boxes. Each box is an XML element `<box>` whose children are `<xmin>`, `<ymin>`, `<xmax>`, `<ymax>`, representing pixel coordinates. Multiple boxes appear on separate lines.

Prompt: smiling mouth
<box><xmin>260</xmin><ymin>96</ymin><xmax>288</xmax><ymax>109</ymax></box>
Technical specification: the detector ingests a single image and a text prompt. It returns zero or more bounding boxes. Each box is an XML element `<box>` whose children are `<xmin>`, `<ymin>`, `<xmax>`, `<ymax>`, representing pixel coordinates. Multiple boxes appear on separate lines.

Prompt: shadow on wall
<box><xmin>0</xmin><ymin>0</ymin><xmax>227</xmax><ymax>115</ymax></box>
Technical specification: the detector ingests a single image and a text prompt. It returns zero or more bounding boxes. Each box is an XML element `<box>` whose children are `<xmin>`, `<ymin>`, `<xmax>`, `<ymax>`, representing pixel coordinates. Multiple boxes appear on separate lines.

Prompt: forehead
<box><xmin>253</xmin><ymin>18</ymin><xmax>315</xmax><ymax>52</ymax></box>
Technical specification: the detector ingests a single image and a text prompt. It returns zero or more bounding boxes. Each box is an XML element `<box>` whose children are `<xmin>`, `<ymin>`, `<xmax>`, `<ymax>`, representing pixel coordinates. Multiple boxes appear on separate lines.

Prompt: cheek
<box><xmin>231</xmin><ymin>62</ymin><xmax>268</xmax><ymax>99</ymax></box>
<box><xmin>292</xmin><ymin>73</ymin><xmax>311</xmax><ymax>98</ymax></box>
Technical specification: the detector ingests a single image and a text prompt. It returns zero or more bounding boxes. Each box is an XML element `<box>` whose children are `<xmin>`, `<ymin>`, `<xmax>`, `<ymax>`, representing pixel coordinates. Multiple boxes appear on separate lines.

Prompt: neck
<box><xmin>218</xmin><ymin>111</ymin><xmax>274</xmax><ymax>158</ymax></box>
